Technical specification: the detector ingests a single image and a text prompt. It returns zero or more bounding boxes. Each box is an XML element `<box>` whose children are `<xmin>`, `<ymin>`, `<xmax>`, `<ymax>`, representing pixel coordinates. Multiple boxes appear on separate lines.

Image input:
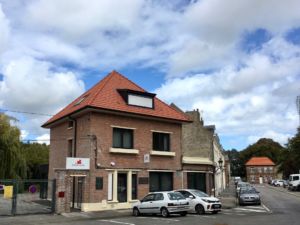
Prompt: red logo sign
<box><xmin>76</xmin><ymin>160</ymin><xmax>82</xmax><ymax>165</ymax></box>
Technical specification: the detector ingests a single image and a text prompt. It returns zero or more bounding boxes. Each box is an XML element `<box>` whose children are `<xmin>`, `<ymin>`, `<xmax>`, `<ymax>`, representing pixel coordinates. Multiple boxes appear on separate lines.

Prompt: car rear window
<box><xmin>167</xmin><ymin>192</ymin><xmax>185</xmax><ymax>200</ymax></box>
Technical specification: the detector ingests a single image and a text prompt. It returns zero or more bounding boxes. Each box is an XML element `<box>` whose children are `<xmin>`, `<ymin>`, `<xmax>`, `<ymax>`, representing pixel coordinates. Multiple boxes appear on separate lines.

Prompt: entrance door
<box><xmin>259</xmin><ymin>176</ymin><xmax>263</xmax><ymax>184</ymax></box>
<box><xmin>72</xmin><ymin>177</ymin><xmax>84</xmax><ymax>210</ymax></box>
<box><xmin>118</xmin><ymin>174</ymin><xmax>127</xmax><ymax>202</ymax></box>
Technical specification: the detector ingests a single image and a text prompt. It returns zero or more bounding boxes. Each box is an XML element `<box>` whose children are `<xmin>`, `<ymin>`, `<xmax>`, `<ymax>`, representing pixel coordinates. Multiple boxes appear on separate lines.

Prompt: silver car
<box><xmin>238</xmin><ymin>187</ymin><xmax>261</xmax><ymax>206</ymax></box>
<box><xmin>132</xmin><ymin>191</ymin><xmax>189</xmax><ymax>217</ymax></box>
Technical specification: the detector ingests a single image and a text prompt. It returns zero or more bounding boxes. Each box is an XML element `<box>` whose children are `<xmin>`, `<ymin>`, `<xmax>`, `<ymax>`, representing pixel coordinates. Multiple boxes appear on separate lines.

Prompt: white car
<box><xmin>176</xmin><ymin>189</ymin><xmax>222</xmax><ymax>214</ymax></box>
<box><xmin>274</xmin><ymin>180</ymin><xmax>284</xmax><ymax>187</ymax></box>
<box><xmin>132</xmin><ymin>191</ymin><xmax>189</xmax><ymax>217</ymax></box>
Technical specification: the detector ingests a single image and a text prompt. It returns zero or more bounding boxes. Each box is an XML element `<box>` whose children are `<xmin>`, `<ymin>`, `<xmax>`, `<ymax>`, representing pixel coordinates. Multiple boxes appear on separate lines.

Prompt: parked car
<box><xmin>132</xmin><ymin>191</ymin><xmax>189</xmax><ymax>217</ymax></box>
<box><xmin>234</xmin><ymin>177</ymin><xmax>242</xmax><ymax>186</ymax></box>
<box><xmin>176</xmin><ymin>189</ymin><xmax>222</xmax><ymax>214</ymax></box>
<box><xmin>274</xmin><ymin>180</ymin><xmax>284</xmax><ymax>187</ymax></box>
<box><xmin>236</xmin><ymin>182</ymin><xmax>251</xmax><ymax>197</ymax></box>
<box><xmin>288</xmin><ymin>174</ymin><xmax>300</xmax><ymax>191</ymax></box>
<box><xmin>238</xmin><ymin>187</ymin><xmax>261</xmax><ymax>206</ymax></box>
<box><xmin>283</xmin><ymin>180</ymin><xmax>289</xmax><ymax>188</ymax></box>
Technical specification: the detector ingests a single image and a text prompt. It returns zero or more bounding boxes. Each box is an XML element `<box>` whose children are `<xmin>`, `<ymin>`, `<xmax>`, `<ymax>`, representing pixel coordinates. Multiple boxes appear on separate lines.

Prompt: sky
<box><xmin>0</xmin><ymin>0</ymin><xmax>300</xmax><ymax>150</ymax></box>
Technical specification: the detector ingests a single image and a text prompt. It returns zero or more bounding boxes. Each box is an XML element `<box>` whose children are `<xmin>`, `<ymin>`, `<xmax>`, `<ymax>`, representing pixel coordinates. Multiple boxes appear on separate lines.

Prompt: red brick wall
<box><xmin>246</xmin><ymin>165</ymin><xmax>276</xmax><ymax>184</ymax></box>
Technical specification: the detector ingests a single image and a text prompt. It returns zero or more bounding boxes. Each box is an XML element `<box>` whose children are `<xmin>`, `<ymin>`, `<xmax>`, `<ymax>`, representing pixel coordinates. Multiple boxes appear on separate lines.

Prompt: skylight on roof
<box><xmin>74</xmin><ymin>95</ymin><xmax>88</xmax><ymax>106</ymax></box>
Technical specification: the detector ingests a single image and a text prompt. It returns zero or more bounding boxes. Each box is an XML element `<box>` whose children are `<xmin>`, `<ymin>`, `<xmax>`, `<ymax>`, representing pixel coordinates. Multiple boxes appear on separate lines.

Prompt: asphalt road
<box><xmin>1</xmin><ymin>185</ymin><xmax>299</xmax><ymax>225</ymax></box>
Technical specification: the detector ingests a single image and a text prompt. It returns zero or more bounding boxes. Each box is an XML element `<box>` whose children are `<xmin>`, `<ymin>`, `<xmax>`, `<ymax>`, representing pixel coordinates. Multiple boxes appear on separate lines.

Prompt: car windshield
<box><xmin>191</xmin><ymin>190</ymin><xmax>209</xmax><ymax>197</ymax></box>
<box><xmin>240</xmin><ymin>189</ymin><xmax>257</xmax><ymax>194</ymax></box>
<box><xmin>168</xmin><ymin>192</ymin><xmax>185</xmax><ymax>200</ymax></box>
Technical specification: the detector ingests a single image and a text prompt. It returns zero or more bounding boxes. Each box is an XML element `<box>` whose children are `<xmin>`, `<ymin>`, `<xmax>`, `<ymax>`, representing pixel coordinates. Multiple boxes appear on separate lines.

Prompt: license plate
<box><xmin>213</xmin><ymin>204</ymin><xmax>221</xmax><ymax>208</ymax></box>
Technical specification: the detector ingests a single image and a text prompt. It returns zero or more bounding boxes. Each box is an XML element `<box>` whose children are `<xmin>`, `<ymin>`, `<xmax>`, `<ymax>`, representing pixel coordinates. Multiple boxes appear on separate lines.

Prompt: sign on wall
<box><xmin>66</xmin><ymin>157</ymin><xmax>90</xmax><ymax>170</ymax></box>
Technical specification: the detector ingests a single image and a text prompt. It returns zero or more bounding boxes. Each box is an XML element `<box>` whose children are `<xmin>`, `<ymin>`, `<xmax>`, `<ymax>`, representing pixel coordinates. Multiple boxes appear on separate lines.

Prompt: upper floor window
<box><xmin>113</xmin><ymin>128</ymin><xmax>133</xmax><ymax>149</ymax></box>
<box><xmin>118</xmin><ymin>89</ymin><xmax>155</xmax><ymax>109</ymax></box>
<box><xmin>153</xmin><ymin>132</ymin><xmax>170</xmax><ymax>151</ymax></box>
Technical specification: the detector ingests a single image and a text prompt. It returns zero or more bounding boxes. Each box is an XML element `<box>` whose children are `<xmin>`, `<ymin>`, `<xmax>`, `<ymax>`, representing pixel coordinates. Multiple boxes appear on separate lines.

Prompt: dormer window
<box><xmin>118</xmin><ymin>89</ymin><xmax>155</xmax><ymax>109</ymax></box>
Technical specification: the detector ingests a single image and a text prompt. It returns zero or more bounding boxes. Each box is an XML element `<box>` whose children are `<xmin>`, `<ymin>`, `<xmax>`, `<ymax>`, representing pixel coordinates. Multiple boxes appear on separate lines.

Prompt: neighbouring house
<box><xmin>245</xmin><ymin>157</ymin><xmax>276</xmax><ymax>184</ymax></box>
<box><xmin>181</xmin><ymin>109</ymin><xmax>227</xmax><ymax>197</ymax></box>
<box><xmin>42</xmin><ymin>71</ymin><xmax>190</xmax><ymax>213</ymax></box>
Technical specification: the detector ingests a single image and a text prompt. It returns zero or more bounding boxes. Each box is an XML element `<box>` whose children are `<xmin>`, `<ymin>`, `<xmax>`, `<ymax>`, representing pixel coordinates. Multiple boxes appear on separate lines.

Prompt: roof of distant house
<box><xmin>42</xmin><ymin>70</ymin><xmax>190</xmax><ymax>127</ymax></box>
<box><xmin>245</xmin><ymin>157</ymin><xmax>275</xmax><ymax>166</ymax></box>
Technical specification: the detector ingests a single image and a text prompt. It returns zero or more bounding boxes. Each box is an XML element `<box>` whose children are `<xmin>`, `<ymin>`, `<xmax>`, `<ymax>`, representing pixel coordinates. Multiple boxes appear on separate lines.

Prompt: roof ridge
<box><xmin>87</xmin><ymin>71</ymin><xmax>116</xmax><ymax>105</ymax></box>
<box><xmin>155</xmin><ymin>96</ymin><xmax>190</xmax><ymax>120</ymax></box>
<box><xmin>113</xmin><ymin>70</ymin><xmax>147</xmax><ymax>92</ymax></box>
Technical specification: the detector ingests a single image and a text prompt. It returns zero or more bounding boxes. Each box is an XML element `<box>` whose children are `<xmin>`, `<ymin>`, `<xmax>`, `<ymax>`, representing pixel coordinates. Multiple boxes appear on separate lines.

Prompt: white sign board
<box><xmin>144</xmin><ymin>154</ymin><xmax>150</xmax><ymax>163</ymax></box>
<box><xmin>66</xmin><ymin>157</ymin><xmax>90</xmax><ymax>170</ymax></box>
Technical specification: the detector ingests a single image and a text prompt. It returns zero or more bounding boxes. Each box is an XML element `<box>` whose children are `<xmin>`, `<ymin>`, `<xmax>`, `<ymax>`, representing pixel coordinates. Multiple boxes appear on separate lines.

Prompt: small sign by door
<box><xmin>144</xmin><ymin>154</ymin><xmax>150</xmax><ymax>163</ymax></box>
<box><xmin>66</xmin><ymin>157</ymin><xmax>90</xmax><ymax>170</ymax></box>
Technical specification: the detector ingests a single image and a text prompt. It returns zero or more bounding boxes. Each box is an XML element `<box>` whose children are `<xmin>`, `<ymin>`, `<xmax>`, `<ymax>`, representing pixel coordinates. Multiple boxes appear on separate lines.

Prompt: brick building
<box><xmin>180</xmin><ymin>109</ymin><xmax>226</xmax><ymax>196</ymax></box>
<box><xmin>42</xmin><ymin>71</ymin><xmax>190</xmax><ymax>212</ymax></box>
<box><xmin>245</xmin><ymin>157</ymin><xmax>276</xmax><ymax>184</ymax></box>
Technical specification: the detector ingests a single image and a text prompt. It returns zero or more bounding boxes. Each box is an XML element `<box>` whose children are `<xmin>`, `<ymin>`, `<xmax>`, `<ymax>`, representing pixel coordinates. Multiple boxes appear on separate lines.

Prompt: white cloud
<box><xmin>247</xmin><ymin>131</ymin><xmax>293</xmax><ymax>146</ymax></box>
<box><xmin>156</xmin><ymin>37</ymin><xmax>300</xmax><ymax>146</ymax></box>
<box><xmin>0</xmin><ymin>4</ymin><xmax>9</xmax><ymax>54</ymax></box>
<box><xmin>0</xmin><ymin>56</ymin><xmax>85</xmax><ymax>137</ymax></box>
<box><xmin>20</xmin><ymin>129</ymin><xmax>29</xmax><ymax>140</ymax></box>
<box><xmin>36</xmin><ymin>133</ymin><xmax>50</xmax><ymax>145</ymax></box>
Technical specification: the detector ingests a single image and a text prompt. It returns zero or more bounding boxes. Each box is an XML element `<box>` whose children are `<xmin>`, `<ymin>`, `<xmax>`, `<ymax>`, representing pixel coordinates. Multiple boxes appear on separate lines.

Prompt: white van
<box><xmin>288</xmin><ymin>174</ymin><xmax>300</xmax><ymax>191</ymax></box>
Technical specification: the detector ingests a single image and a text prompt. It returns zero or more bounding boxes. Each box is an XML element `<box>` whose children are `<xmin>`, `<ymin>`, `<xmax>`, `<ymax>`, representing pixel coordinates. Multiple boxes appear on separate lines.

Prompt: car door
<box><xmin>139</xmin><ymin>194</ymin><xmax>155</xmax><ymax>214</ymax></box>
<box><xmin>178</xmin><ymin>190</ymin><xmax>196</xmax><ymax>210</ymax></box>
<box><xmin>153</xmin><ymin>193</ymin><xmax>165</xmax><ymax>213</ymax></box>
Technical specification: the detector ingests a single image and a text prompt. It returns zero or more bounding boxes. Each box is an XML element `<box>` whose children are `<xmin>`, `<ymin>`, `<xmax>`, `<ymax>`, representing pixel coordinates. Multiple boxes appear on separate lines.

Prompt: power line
<box><xmin>0</xmin><ymin>108</ymin><xmax>53</xmax><ymax>117</ymax></box>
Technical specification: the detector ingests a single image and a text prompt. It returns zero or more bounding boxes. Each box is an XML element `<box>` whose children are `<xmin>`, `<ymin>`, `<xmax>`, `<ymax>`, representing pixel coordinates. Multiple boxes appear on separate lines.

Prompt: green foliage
<box><xmin>21</xmin><ymin>142</ymin><xmax>49</xmax><ymax>178</ymax></box>
<box><xmin>0</xmin><ymin>113</ymin><xmax>27</xmax><ymax>179</ymax></box>
<box><xmin>280</xmin><ymin>127</ymin><xmax>300</xmax><ymax>178</ymax></box>
<box><xmin>226</xmin><ymin>138</ymin><xmax>285</xmax><ymax>178</ymax></box>
<box><xmin>226</xmin><ymin>149</ymin><xmax>245</xmax><ymax>177</ymax></box>
<box><xmin>0</xmin><ymin>113</ymin><xmax>49</xmax><ymax>179</ymax></box>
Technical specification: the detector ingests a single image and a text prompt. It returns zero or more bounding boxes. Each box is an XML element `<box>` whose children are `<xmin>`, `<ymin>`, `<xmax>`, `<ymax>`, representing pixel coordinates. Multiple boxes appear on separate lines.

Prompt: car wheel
<box><xmin>180</xmin><ymin>212</ymin><xmax>187</xmax><ymax>216</ymax></box>
<box><xmin>195</xmin><ymin>204</ymin><xmax>205</xmax><ymax>215</ymax></box>
<box><xmin>161</xmin><ymin>207</ymin><xmax>169</xmax><ymax>218</ymax></box>
<box><xmin>132</xmin><ymin>207</ymin><xmax>140</xmax><ymax>217</ymax></box>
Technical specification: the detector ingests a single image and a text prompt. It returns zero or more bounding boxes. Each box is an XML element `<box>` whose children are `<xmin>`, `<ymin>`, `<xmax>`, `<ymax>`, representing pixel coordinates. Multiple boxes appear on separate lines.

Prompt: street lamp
<box><xmin>218</xmin><ymin>158</ymin><xmax>224</xmax><ymax>192</ymax></box>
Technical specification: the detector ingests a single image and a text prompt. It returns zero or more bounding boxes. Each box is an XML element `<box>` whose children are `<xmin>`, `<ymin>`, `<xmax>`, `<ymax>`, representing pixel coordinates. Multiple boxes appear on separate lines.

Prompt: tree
<box><xmin>280</xmin><ymin>127</ymin><xmax>300</xmax><ymax>177</ymax></box>
<box><xmin>225</xmin><ymin>149</ymin><xmax>244</xmax><ymax>177</ymax></box>
<box><xmin>21</xmin><ymin>142</ymin><xmax>49</xmax><ymax>179</ymax></box>
<box><xmin>0</xmin><ymin>113</ymin><xmax>27</xmax><ymax>179</ymax></box>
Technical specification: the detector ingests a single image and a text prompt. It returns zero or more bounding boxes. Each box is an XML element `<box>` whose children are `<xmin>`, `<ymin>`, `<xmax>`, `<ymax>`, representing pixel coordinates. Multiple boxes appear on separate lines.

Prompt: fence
<box><xmin>0</xmin><ymin>179</ymin><xmax>56</xmax><ymax>216</ymax></box>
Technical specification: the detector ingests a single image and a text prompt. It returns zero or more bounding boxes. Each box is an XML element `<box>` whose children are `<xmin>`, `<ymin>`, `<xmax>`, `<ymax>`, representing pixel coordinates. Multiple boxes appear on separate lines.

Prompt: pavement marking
<box><xmin>234</xmin><ymin>208</ymin><xmax>266</xmax><ymax>213</ymax></box>
<box><xmin>99</xmin><ymin>220</ymin><xmax>135</xmax><ymax>225</ymax></box>
<box><xmin>261</xmin><ymin>203</ymin><xmax>271</xmax><ymax>212</ymax></box>
<box><xmin>138</xmin><ymin>217</ymin><xmax>180</xmax><ymax>222</ymax></box>
<box><xmin>236</xmin><ymin>213</ymin><xmax>246</xmax><ymax>216</ymax></box>
<box><xmin>202</xmin><ymin>215</ymin><xmax>216</xmax><ymax>219</ymax></box>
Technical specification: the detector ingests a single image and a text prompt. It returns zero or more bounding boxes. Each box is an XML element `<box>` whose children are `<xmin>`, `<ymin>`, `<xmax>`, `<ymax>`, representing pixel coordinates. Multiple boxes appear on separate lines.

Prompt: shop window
<box><xmin>153</xmin><ymin>132</ymin><xmax>170</xmax><ymax>151</ymax></box>
<box><xmin>113</xmin><ymin>128</ymin><xmax>133</xmax><ymax>149</ymax></box>
<box><xmin>149</xmin><ymin>172</ymin><xmax>173</xmax><ymax>192</ymax></box>
<box><xmin>187</xmin><ymin>172</ymin><xmax>206</xmax><ymax>193</ymax></box>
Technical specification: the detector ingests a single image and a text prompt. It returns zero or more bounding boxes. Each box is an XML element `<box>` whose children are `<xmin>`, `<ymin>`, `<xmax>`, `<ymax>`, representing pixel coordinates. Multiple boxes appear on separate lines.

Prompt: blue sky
<box><xmin>0</xmin><ymin>0</ymin><xmax>300</xmax><ymax>150</ymax></box>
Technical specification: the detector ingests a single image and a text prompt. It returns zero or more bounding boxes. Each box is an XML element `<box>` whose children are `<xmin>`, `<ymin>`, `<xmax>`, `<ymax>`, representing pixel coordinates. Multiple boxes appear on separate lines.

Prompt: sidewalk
<box><xmin>218</xmin><ymin>180</ymin><xmax>237</xmax><ymax>209</ymax></box>
<box><xmin>0</xmin><ymin>209</ymin><xmax>132</xmax><ymax>225</ymax></box>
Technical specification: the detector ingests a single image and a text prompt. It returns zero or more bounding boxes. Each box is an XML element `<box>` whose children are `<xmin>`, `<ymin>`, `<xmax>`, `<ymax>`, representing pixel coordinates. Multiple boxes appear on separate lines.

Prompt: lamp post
<box><xmin>218</xmin><ymin>158</ymin><xmax>224</xmax><ymax>191</ymax></box>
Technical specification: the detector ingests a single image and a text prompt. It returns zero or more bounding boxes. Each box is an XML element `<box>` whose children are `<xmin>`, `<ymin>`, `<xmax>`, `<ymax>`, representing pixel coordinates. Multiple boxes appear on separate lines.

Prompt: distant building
<box><xmin>245</xmin><ymin>157</ymin><xmax>276</xmax><ymax>184</ymax></box>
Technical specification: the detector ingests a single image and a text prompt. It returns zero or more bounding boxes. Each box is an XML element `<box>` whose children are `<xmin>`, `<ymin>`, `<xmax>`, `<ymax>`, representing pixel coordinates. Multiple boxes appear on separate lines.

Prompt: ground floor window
<box><xmin>149</xmin><ymin>172</ymin><xmax>173</xmax><ymax>192</ymax></box>
<box><xmin>187</xmin><ymin>172</ymin><xmax>206</xmax><ymax>192</ymax></box>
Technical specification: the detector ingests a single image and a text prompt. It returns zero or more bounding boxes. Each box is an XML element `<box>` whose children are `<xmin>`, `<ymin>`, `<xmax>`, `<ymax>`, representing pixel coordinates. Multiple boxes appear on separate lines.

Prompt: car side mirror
<box><xmin>189</xmin><ymin>195</ymin><xmax>194</xmax><ymax>199</ymax></box>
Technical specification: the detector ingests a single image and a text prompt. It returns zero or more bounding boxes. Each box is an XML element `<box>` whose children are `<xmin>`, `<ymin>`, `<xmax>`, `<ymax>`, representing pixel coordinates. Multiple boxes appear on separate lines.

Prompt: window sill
<box><xmin>109</xmin><ymin>148</ymin><xmax>139</xmax><ymax>154</ymax></box>
<box><xmin>150</xmin><ymin>150</ymin><xmax>175</xmax><ymax>157</ymax></box>
<box><xmin>107</xmin><ymin>200</ymin><xmax>119</xmax><ymax>204</ymax></box>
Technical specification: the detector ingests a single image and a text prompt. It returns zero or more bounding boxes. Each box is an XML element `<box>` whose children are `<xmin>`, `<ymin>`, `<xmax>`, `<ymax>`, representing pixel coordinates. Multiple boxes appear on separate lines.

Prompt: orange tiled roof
<box><xmin>42</xmin><ymin>71</ymin><xmax>190</xmax><ymax>127</ymax></box>
<box><xmin>245</xmin><ymin>157</ymin><xmax>275</xmax><ymax>166</ymax></box>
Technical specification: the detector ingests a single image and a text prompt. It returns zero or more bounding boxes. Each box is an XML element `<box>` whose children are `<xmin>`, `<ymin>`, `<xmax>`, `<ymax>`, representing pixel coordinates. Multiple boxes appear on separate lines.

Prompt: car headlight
<box><xmin>201</xmin><ymin>198</ymin><xmax>209</xmax><ymax>202</ymax></box>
